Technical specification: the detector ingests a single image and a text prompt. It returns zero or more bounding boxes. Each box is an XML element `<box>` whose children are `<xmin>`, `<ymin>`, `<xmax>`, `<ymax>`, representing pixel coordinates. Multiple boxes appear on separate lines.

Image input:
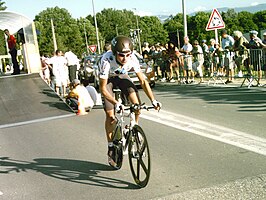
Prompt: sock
<box><xmin>108</xmin><ymin>142</ymin><xmax>113</xmax><ymax>147</ymax></box>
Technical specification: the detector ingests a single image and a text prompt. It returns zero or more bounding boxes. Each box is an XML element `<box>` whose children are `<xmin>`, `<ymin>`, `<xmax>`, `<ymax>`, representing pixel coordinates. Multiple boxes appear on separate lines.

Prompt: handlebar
<box><xmin>117</xmin><ymin>103</ymin><xmax>157</xmax><ymax>114</ymax></box>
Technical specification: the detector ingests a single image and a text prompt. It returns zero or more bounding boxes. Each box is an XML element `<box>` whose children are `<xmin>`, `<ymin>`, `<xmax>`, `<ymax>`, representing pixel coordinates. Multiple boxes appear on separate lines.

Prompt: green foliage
<box><xmin>139</xmin><ymin>16</ymin><xmax>168</xmax><ymax>45</ymax></box>
<box><xmin>34</xmin><ymin>7</ymin><xmax>84</xmax><ymax>56</ymax></box>
<box><xmin>0</xmin><ymin>0</ymin><xmax>7</xmax><ymax>55</ymax></box>
<box><xmin>92</xmin><ymin>8</ymin><xmax>136</xmax><ymax>42</ymax></box>
<box><xmin>253</xmin><ymin>10</ymin><xmax>266</xmax><ymax>31</ymax></box>
<box><xmin>26</xmin><ymin>6</ymin><xmax>266</xmax><ymax>56</ymax></box>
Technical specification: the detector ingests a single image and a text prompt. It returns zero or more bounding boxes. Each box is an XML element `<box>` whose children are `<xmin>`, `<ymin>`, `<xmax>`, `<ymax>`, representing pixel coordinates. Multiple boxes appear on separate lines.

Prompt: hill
<box><xmin>158</xmin><ymin>3</ymin><xmax>266</xmax><ymax>22</ymax></box>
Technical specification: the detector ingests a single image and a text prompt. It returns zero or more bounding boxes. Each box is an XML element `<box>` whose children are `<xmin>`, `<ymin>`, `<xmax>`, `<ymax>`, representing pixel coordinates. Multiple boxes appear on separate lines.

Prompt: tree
<box><xmin>90</xmin><ymin>8</ymin><xmax>135</xmax><ymax>43</ymax></box>
<box><xmin>34</xmin><ymin>7</ymin><xmax>84</xmax><ymax>56</ymax></box>
<box><xmin>0</xmin><ymin>0</ymin><xmax>7</xmax><ymax>55</ymax></box>
<box><xmin>221</xmin><ymin>9</ymin><xmax>239</xmax><ymax>35</ymax></box>
<box><xmin>139</xmin><ymin>16</ymin><xmax>168</xmax><ymax>45</ymax></box>
<box><xmin>188</xmin><ymin>11</ymin><xmax>213</xmax><ymax>42</ymax></box>
<box><xmin>236</xmin><ymin>11</ymin><xmax>258</xmax><ymax>33</ymax></box>
<box><xmin>253</xmin><ymin>10</ymin><xmax>266</xmax><ymax>32</ymax></box>
<box><xmin>77</xmin><ymin>17</ymin><xmax>99</xmax><ymax>54</ymax></box>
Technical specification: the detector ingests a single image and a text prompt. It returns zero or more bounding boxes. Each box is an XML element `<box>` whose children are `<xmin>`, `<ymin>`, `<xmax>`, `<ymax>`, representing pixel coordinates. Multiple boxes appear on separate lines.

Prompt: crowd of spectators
<box><xmin>140</xmin><ymin>29</ymin><xmax>266</xmax><ymax>86</ymax></box>
<box><xmin>40</xmin><ymin>49</ymin><xmax>100</xmax><ymax>113</ymax></box>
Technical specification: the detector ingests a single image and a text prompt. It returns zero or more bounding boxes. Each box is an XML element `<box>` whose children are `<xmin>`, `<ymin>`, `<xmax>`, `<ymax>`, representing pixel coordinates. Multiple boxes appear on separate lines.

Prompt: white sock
<box><xmin>108</xmin><ymin>142</ymin><xmax>113</xmax><ymax>147</ymax></box>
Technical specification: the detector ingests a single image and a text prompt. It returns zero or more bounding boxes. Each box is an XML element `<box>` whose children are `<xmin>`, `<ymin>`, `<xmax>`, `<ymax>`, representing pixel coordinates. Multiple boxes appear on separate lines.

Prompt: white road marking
<box><xmin>141</xmin><ymin>110</ymin><xmax>266</xmax><ymax>156</ymax></box>
<box><xmin>0</xmin><ymin>113</ymin><xmax>75</xmax><ymax>129</ymax></box>
<box><xmin>0</xmin><ymin>191</ymin><xmax>3</xmax><ymax>195</ymax></box>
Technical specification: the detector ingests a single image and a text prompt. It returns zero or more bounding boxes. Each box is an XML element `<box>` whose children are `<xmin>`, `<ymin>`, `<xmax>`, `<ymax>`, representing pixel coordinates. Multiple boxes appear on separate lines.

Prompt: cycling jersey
<box><xmin>99</xmin><ymin>51</ymin><xmax>141</xmax><ymax>79</ymax></box>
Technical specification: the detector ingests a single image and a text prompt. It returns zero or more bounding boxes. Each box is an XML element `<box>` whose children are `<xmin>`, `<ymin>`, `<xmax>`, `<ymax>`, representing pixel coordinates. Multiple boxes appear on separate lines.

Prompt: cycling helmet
<box><xmin>111</xmin><ymin>36</ymin><xmax>133</xmax><ymax>55</ymax></box>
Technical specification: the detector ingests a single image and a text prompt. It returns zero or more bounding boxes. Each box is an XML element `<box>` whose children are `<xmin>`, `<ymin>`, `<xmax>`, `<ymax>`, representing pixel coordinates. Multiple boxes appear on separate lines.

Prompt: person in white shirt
<box><xmin>180</xmin><ymin>36</ymin><xmax>193</xmax><ymax>83</ymax></box>
<box><xmin>191</xmin><ymin>40</ymin><xmax>204</xmax><ymax>83</ymax></box>
<box><xmin>99</xmin><ymin>35</ymin><xmax>161</xmax><ymax>167</ymax></box>
<box><xmin>47</xmin><ymin>50</ymin><xmax>68</xmax><ymax>96</ymax></box>
<box><xmin>64</xmin><ymin>50</ymin><xmax>79</xmax><ymax>82</ymax></box>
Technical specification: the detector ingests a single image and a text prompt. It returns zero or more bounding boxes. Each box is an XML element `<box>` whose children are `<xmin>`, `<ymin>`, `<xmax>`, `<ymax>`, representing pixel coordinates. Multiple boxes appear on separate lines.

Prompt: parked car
<box><xmin>93</xmin><ymin>53</ymin><xmax>155</xmax><ymax>89</ymax></box>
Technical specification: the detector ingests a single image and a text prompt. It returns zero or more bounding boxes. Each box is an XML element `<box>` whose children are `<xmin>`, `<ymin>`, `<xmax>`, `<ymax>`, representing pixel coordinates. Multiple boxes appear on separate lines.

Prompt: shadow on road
<box><xmin>154</xmin><ymin>84</ymin><xmax>266</xmax><ymax>112</ymax></box>
<box><xmin>0</xmin><ymin>157</ymin><xmax>139</xmax><ymax>189</ymax></box>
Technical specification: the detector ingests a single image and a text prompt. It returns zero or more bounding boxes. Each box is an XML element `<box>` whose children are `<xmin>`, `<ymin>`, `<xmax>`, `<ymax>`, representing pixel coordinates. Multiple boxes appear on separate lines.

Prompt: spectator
<box><xmin>213</xmin><ymin>43</ymin><xmax>224</xmax><ymax>77</ymax></box>
<box><xmin>262</xmin><ymin>32</ymin><xmax>266</xmax><ymax>78</ymax></box>
<box><xmin>66</xmin><ymin>79</ymin><xmax>94</xmax><ymax>112</ymax></box>
<box><xmin>160</xmin><ymin>44</ymin><xmax>169</xmax><ymax>82</ymax></box>
<box><xmin>167</xmin><ymin>41</ymin><xmax>184</xmax><ymax>83</ymax></box>
<box><xmin>47</xmin><ymin>50</ymin><xmax>68</xmax><ymax>96</ymax></box>
<box><xmin>221</xmin><ymin>29</ymin><xmax>235</xmax><ymax>84</ymax></box>
<box><xmin>4</xmin><ymin>29</ymin><xmax>20</xmax><ymax>75</ymax></box>
<box><xmin>180</xmin><ymin>36</ymin><xmax>193</xmax><ymax>83</ymax></box>
<box><xmin>201</xmin><ymin>39</ymin><xmax>209</xmax><ymax>53</ymax></box>
<box><xmin>142</xmin><ymin>42</ymin><xmax>150</xmax><ymax>55</ymax></box>
<box><xmin>104</xmin><ymin>42</ymin><xmax>111</xmax><ymax>52</ymax></box>
<box><xmin>209</xmin><ymin>39</ymin><xmax>217</xmax><ymax>76</ymax></box>
<box><xmin>244</xmin><ymin>30</ymin><xmax>266</xmax><ymax>85</ymax></box>
<box><xmin>40</xmin><ymin>54</ymin><xmax>51</xmax><ymax>85</ymax></box>
<box><xmin>232</xmin><ymin>30</ymin><xmax>249</xmax><ymax>77</ymax></box>
<box><xmin>191</xmin><ymin>40</ymin><xmax>204</xmax><ymax>83</ymax></box>
<box><xmin>82</xmin><ymin>79</ymin><xmax>101</xmax><ymax>106</ymax></box>
<box><xmin>65</xmin><ymin>50</ymin><xmax>79</xmax><ymax>82</ymax></box>
<box><xmin>152</xmin><ymin>44</ymin><xmax>163</xmax><ymax>80</ymax></box>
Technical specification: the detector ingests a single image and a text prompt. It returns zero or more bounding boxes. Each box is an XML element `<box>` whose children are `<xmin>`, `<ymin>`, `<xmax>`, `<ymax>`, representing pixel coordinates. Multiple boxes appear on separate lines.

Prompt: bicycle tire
<box><xmin>112</xmin><ymin>140</ymin><xmax>123</xmax><ymax>170</ymax></box>
<box><xmin>110</xmin><ymin>124</ymin><xmax>123</xmax><ymax>170</ymax></box>
<box><xmin>128</xmin><ymin>125</ymin><xmax>151</xmax><ymax>187</ymax></box>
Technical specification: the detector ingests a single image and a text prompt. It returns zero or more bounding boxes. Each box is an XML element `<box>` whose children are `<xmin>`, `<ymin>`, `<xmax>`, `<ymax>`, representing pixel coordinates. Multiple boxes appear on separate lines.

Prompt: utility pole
<box><xmin>51</xmin><ymin>19</ymin><xmax>57</xmax><ymax>52</ymax></box>
<box><xmin>116</xmin><ymin>25</ymin><xmax>119</xmax><ymax>36</ymax></box>
<box><xmin>177</xmin><ymin>29</ymin><xmax>180</xmax><ymax>49</ymax></box>
<box><xmin>92</xmin><ymin>0</ymin><xmax>101</xmax><ymax>54</ymax></box>
<box><xmin>182</xmin><ymin>0</ymin><xmax>187</xmax><ymax>37</ymax></box>
<box><xmin>133</xmin><ymin>8</ymin><xmax>142</xmax><ymax>55</ymax></box>
<box><xmin>83</xmin><ymin>22</ymin><xmax>89</xmax><ymax>55</ymax></box>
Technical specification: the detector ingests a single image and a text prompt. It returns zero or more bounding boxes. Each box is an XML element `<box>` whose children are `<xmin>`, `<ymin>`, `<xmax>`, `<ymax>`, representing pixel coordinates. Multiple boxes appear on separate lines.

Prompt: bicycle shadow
<box><xmin>0</xmin><ymin>157</ymin><xmax>139</xmax><ymax>189</ymax></box>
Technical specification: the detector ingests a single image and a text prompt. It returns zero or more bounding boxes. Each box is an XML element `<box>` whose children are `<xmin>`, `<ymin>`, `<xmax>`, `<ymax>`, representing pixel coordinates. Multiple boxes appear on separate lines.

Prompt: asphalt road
<box><xmin>0</xmin><ymin>77</ymin><xmax>266</xmax><ymax>200</ymax></box>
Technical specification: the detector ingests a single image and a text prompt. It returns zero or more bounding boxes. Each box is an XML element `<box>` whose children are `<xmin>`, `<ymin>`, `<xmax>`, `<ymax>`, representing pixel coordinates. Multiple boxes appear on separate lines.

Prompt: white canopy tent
<box><xmin>0</xmin><ymin>11</ymin><xmax>41</xmax><ymax>74</ymax></box>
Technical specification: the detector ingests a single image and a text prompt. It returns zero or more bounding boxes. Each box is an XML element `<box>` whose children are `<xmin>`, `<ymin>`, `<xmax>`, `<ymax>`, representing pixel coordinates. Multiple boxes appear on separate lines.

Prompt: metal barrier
<box><xmin>241</xmin><ymin>48</ymin><xmax>266</xmax><ymax>88</ymax></box>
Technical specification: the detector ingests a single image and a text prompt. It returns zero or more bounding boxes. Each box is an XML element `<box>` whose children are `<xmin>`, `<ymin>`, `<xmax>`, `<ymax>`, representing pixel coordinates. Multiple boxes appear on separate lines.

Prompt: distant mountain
<box><xmin>157</xmin><ymin>3</ymin><xmax>266</xmax><ymax>22</ymax></box>
<box><xmin>192</xmin><ymin>3</ymin><xmax>266</xmax><ymax>15</ymax></box>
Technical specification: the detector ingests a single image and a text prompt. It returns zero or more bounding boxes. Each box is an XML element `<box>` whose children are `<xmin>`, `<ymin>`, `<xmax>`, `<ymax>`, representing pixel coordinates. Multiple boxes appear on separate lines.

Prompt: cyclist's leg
<box><xmin>103</xmin><ymin>82</ymin><xmax>116</xmax><ymax>142</ymax></box>
<box><xmin>118</xmin><ymin>75</ymin><xmax>141</xmax><ymax>123</ymax></box>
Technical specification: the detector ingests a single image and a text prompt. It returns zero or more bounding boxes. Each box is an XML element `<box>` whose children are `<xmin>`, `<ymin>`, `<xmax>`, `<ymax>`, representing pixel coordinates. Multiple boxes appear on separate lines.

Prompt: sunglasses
<box><xmin>117</xmin><ymin>52</ymin><xmax>131</xmax><ymax>58</ymax></box>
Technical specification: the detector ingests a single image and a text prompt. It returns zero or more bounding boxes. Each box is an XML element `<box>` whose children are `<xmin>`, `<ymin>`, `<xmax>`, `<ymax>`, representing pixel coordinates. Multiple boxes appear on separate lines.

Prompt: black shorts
<box><xmin>104</xmin><ymin>75</ymin><xmax>139</xmax><ymax>111</ymax></box>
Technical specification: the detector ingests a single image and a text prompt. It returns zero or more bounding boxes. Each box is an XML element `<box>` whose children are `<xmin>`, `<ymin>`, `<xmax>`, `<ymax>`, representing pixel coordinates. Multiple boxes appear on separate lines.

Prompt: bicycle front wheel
<box><xmin>128</xmin><ymin>125</ymin><xmax>151</xmax><ymax>188</ymax></box>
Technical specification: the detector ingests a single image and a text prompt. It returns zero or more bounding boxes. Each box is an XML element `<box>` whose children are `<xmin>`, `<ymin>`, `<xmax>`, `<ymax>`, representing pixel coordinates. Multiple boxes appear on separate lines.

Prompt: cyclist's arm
<box><xmin>99</xmin><ymin>78</ymin><xmax>118</xmax><ymax>105</ymax></box>
<box><xmin>136</xmin><ymin>72</ymin><xmax>155</xmax><ymax>102</ymax></box>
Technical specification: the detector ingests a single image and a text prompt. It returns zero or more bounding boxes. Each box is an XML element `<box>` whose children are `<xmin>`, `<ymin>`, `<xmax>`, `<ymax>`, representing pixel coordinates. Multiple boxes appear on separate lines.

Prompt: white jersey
<box><xmin>99</xmin><ymin>51</ymin><xmax>141</xmax><ymax>79</ymax></box>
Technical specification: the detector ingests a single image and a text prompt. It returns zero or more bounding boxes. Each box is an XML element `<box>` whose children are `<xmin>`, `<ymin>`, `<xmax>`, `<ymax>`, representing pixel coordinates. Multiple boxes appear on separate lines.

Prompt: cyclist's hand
<box><xmin>152</xmin><ymin>100</ymin><xmax>162</xmax><ymax>111</ymax></box>
<box><xmin>115</xmin><ymin>102</ymin><xmax>124</xmax><ymax>113</ymax></box>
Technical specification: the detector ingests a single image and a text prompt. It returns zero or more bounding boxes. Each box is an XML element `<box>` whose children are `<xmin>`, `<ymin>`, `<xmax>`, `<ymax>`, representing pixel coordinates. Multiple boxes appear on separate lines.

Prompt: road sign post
<box><xmin>206</xmin><ymin>8</ymin><xmax>225</xmax><ymax>43</ymax></box>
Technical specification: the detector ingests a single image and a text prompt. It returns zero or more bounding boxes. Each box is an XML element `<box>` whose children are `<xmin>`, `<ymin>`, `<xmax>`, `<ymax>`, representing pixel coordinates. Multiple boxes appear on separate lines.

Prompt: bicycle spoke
<box><xmin>138</xmin><ymin>157</ymin><xmax>148</xmax><ymax>175</ymax></box>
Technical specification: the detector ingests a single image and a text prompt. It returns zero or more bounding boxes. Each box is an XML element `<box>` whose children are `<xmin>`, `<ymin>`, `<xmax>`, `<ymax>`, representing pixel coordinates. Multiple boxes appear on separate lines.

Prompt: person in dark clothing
<box><xmin>4</xmin><ymin>29</ymin><xmax>20</xmax><ymax>75</ymax></box>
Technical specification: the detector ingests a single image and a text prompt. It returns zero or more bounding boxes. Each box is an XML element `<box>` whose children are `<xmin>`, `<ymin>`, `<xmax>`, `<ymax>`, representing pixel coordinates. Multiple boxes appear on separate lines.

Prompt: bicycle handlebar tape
<box><xmin>77</xmin><ymin>99</ymin><xmax>88</xmax><ymax>116</ymax></box>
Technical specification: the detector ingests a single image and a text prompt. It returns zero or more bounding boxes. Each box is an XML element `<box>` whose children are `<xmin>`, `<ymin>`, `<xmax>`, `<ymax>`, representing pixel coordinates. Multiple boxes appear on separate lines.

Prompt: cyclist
<box><xmin>99</xmin><ymin>35</ymin><xmax>162</xmax><ymax>167</ymax></box>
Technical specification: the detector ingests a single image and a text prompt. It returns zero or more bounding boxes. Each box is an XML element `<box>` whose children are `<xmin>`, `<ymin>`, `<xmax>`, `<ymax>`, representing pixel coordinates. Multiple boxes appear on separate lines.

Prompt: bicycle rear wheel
<box><xmin>128</xmin><ymin>125</ymin><xmax>151</xmax><ymax>187</ymax></box>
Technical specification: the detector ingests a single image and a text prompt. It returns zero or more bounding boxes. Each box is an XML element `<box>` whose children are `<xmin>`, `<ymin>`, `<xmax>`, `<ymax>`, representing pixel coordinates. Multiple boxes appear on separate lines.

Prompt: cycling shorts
<box><xmin>104</xmin><ymin>74</ymin><xmax>139</xmax><ymax>111</ymax></box>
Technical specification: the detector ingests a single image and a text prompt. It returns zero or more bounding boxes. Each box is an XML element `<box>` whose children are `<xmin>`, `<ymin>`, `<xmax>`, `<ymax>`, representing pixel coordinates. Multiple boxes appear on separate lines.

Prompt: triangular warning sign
<box><xmin>88</xmin><ymin>45</ymin><xmax>97</xmax><ymax>53</ymax></box>
<box><xmin>206</xmin><ymin>9</ymin><xmax>225</xmax><ymax>31</ymax></box>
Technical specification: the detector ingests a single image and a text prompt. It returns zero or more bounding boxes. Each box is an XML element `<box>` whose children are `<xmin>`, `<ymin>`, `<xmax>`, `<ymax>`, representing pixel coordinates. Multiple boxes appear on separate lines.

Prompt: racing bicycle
<box><xmin>110</xmin><ymin>89</ymin><xmax>155</xmax><ymax>188</ymax></box>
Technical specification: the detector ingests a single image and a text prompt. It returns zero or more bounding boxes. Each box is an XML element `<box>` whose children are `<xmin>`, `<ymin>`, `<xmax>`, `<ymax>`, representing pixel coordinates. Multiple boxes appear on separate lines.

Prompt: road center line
<box><xmin>141</xmin><ymin>110</ymin><xmax>266</xmax><ymax>156</ymax></box>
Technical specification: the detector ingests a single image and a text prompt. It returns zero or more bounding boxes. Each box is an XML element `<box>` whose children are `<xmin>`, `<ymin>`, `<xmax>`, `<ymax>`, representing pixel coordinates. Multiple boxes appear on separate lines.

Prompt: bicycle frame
<box><xmin>115</xmin><ymin>104</ymin><xmax>154</xmax><ymax>152</ymax></box>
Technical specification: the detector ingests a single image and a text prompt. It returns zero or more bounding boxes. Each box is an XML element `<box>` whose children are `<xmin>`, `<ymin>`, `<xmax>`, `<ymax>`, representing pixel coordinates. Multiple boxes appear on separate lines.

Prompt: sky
<box><xmin>4</xmin><ymin>0</ymin><xmax>266</xmax><ymax>20</ymax></box>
